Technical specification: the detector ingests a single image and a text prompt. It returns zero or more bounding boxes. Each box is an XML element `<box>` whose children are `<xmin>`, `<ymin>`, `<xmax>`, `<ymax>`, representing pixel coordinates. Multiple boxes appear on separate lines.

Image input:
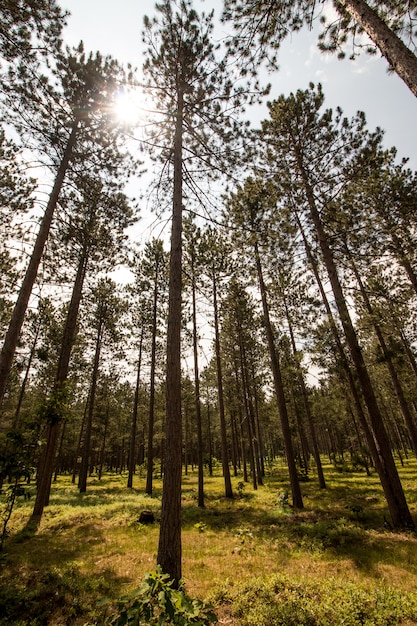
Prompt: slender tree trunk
<box><xmin>284</xmin><ymin>300</ymin><xmax>326</xmax><ymax>488</ymax></box>
<box><xmin>212</xmin><ymin>271</ymin><xmax>234</xmax><ymax>498</ymax></box>
<box><xmin>157</xmin><ymin>87</ymin><xmax>184</xmax><ymax>585</ymax></box>
<box><xmin>31</xmin><ymin>248</ymin><xmax>88</xmax><ymax>520</ymax></box>
<box><xmin>340</xmin><ymin>0</ymin><xmax>417</xmax><ymax>98</ymax></box>
<box><xmin>128</xmin><ymin>331</ymin><xmax>143</xmax><ymax>489</ymax></box>
<box><xmin>98</xmin><ymin>402</ymin><xmax>110</xmax><ymax>480</ymax></box>
<box><xmin>192</xmin><ymin>273</ymin><xmax>205</xmax><ymax>507</ymax></box>
<box><xmin>146</xmin><ymin>281</ymin><xmax>159</xmax><ymax>495</ymax></box>
<box><xmin>295</xmin><ymin>157</ymin><xmax>414</xmax><ymax>529</ymax></box>
<box><xmin>79</xmin><ymin>319</ymin><xmax>103</xmax><ymax>493</ymax></box>
<box><xmin>254</xmin><ymin>242</ymin><xmax>303</xmax><ymax>508</ymax></box>
<box><xmin>0</xmin><ymin>119</ymin><xmax>79</xmax><ymax>408</ymax></box>
<box><xmin>239</xmin><ymin>345</ymin><xmax>257</xmax><ymax>489</ymax></box>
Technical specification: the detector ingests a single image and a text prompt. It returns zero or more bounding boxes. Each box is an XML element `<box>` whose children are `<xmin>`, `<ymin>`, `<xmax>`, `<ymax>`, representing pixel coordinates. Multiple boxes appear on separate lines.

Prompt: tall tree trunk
<box><xmin>31</xmin><ymin>248</ymin><xmax>88</xmax><ymax>520</ymax></box>
<box><xmin>348</xmin><ymin>252</ymin><xmax>417</xmax><ymax>455</ymax></box>
<box><xmin>340</xmin><ymin>0</ymin><xmax>417</xmax><ymax>98</ymax></box>
<box><xmin>146</xmin><ymin>281</ymin><xmax>159</xmax><ymax>495</ymax></box>
<box><xmin>157</xmin><ymin>87</ymin><xmax>183</xmax><ymax>585</ymax></box>
<box><xmin>254</xmin><ymin>242</ymin><xmax>303</xmax><ymax>508</ymax></box>
<box><xmin>295</xmin><ymin>157</ymin><xmax>414</xmax><ymax>529</ymax></box>
<box><xmin>79</xmin><ymin>318</ymin><xmax>103</xmax><ymax>493</ymax></box>
<box><xmin>128</xmin><ymin>330</ymin><xmax>143</xmax><ymax>489</ymax></box>
<box><xmin>192</xmin><ymin>273</ymin><xmax>205</xmax><ymax>507</ymax></box>
<box><xmin>284</xmin><ymin>299</ymin><xmax>326</xmax><ymax>488</ymax></box>
<box><xmin>0</xmin><ymin>119</ymin><xmax>79</xmax><ymax>408</ymax></box>
<box><xmin>212</xmin><ymin>271</ymin><xmax>234</xmax><ymax>499</ymax></box>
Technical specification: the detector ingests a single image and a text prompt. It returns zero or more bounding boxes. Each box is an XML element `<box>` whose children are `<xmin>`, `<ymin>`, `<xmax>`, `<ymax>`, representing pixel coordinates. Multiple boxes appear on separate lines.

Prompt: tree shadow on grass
<box><xmin>0</xmin><ymin>520</ymin><xmax>130</xmax><ymax>626</ymax></box>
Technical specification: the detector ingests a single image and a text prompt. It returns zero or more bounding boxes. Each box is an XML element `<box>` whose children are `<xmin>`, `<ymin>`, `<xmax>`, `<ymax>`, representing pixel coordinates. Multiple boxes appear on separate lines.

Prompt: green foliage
<box><xmin>213</xmin><ymin>574</ymin><xmax>417</xmax><ymax>626</ymax></box>
<box><xmin>277</xmin><ymin>489</ymin><xmax>290</xmax><ymax>511</ymax></box>
<box><xmin>100</xmin><ymin>566</ymin><xmax>217</xmax><ymax>625</ymax></box>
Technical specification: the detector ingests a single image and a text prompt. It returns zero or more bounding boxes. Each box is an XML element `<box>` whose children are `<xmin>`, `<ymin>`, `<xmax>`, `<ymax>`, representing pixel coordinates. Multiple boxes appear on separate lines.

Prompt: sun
<box><xmin>114</xmin><ymin>88</ymin><xmax>143</xmax><ymax>124</ymax></box>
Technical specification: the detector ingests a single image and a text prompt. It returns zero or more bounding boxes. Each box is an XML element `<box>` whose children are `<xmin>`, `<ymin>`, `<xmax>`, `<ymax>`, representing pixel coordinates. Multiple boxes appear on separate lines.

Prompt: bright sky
<box><xmin>60</xmin><ymin>0</ymin><xmax>417</xmax><ymax>170</ymax></box>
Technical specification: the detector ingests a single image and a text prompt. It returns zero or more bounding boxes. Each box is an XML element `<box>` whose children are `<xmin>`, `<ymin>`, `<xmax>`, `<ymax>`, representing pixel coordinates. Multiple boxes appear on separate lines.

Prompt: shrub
<box><xmin>211</xmin><ymin>574</ymin><xmax>417</xmax><ymax>626</ymax></box>
<box><xmin>99</xmin><ymin>566</ymin><xmax>217</xmax><ymax>625</ymax></box>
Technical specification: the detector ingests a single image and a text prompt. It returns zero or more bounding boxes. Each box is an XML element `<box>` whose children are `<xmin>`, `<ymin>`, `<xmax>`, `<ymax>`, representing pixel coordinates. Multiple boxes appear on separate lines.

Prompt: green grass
<box><xmin>1</xmin><ymin>457</ymin><xmax>417</xmax><ymax>624</ymax></box>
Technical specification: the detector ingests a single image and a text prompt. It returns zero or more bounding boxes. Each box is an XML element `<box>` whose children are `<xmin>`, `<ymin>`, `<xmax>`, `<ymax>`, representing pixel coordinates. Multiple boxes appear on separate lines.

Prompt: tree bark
<box><xmin>128</xmin><ymin>331</ymin><xmax>143</xmax><ymax>489</ymax></box>
<box><xmin>295</xmin><ymin>156</ymin><xmax>414</xmax><ymax>529</ymax></box>
<box><xmin>192</xmin><ymin>272</ymin><xmax>205</xmax><ymax>507</ymax></box>
<box><xmin>254</xmin><ymin>241</ymin><xmax>304</xmax><ymax>508</ymax></box>
<box><xmin>212</xmin><ymin>271</ymin><xmax>234</xmax><ymax>499</ymax></box>
<box><xmin>348</xmin><ymin>252</ymin><xmax>417</xmax><ymax>455</ymax></box>
<box><xmin>146</xmin><ymin>280</ymin><xmax>159</xmax><ymax>495</ymax></box>
<box><xmin>79</xmin><ymin>318</ymin><xmax>103</xmax><ymax>493</ymax></box>
<box><xmin>284</xmin><ymin>298</ymin><xmax>326</xmax><ymax>488</ymax></box>
<box><xmin>340</xmin><ymin>0</ymin><xmax>417</xmax><ymax>98</ymax></box>
<box><xmin>157</xmin><ymin>87</ymin><xmax>184</xmax><ymax>585</ymax></box>
<box><xmin>0</xmin><ymin>119</ymin><xmax>79</xmax><ymax>408</ymax></box>
<box><xmin>31</xmin><ymin>248</ymin><xmax>88</xmax><ymax>519</ymax></box>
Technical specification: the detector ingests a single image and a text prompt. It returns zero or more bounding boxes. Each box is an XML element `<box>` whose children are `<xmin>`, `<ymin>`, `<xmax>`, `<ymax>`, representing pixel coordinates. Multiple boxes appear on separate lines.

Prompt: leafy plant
<box><xmin>100</xmin><ymin>566</ymin><xmax>217</xmax><ymax>625</ymax></box>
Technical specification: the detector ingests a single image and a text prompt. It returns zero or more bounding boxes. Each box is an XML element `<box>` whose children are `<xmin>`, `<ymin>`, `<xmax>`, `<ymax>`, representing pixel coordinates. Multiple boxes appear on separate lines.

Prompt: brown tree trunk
<box><xmin>295</xmin><ymin>158</ymin><xmax>414</xmax><ymax>529</ymax></box>
<box><xmin>254</xmin><ymin>242</ymin><xmax>303</xmax><ymax>508</ymax></box>
<box><xmin>78</xmin><ymin>318</ymin><xmax>103</xmax><ymax>493</ymax></box>
<box><xmin>192</xmin><ymin>273</ymin><xmax>205</xmax><ymax>507</ymax></box>
<box><xmin>128</xmin><ymin>330</ymin><xmax>144</xmax><ymax>488</ymax></box>
<box><xmin>31</xmin><ymin>248</ymin><xmax>88</xmax><ymax>519</ymax></box>
<box><xmin>146</xmin><ymin>280</ymin><xmax>159</xmax><ymax>495</ymax></box>
<box><xmin>212</xmin><ymin>272</ymin><xmax>234</xmax><ymax>499</ymax></box>
<box><xmin>284</xmin><ymin>299</ymin><xmax>326</xmax><ymax>488</ymax></box>
<box><xmin>0</xmin><ymin>119</ymin><xmax>79</xmax><ymax>408</ymax></box>
<box><xmin>349</xmin><ymin>252</ymin><xmax>417</xmax><ymax>455</ymax></box>
<box><xmin>157</xmin><ymin>88</ymin><xmax>184</xmax><ymax>585</ymax></box>
<box><xmin>340</xmin><ymin>0</ymin><xmax>417</xmax><ymax>98</ymax></box>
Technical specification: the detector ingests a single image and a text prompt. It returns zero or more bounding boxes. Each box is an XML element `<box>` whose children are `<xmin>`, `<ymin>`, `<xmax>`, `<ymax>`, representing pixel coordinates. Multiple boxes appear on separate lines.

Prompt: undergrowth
<box><xmin>211</xmin><ymin>574</ymin><xmax>417</xmax><ymax>625</ymax></box>
<box><xmin>0</xmin><ymin>458</ymin><xmax>417</xmax><ymax>624</ymax></box>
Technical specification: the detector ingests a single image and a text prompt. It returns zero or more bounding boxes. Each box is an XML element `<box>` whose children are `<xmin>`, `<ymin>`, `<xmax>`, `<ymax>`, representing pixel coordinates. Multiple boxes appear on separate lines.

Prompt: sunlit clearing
<box><xmin>114</xmin><ymin>88</ymin><xmax>143</xmax><ymax>124</ymax></box>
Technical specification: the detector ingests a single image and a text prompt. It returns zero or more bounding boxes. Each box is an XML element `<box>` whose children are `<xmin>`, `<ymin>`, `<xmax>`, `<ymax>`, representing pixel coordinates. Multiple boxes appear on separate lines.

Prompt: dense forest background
<box><xmin>2</xmin><ymin>0</ymin><xmax>417</xmax><ymax>589</ymax></box>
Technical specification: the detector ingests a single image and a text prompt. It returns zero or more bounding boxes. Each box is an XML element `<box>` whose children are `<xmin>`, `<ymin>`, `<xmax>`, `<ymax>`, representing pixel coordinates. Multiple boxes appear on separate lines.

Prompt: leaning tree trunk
<box><xmin>295</xmin><ymin>157</ymin><xmax>414</xmax><ymax>529</ymax></box>
<box><xmin>340</xmin><ymin>0</ymin><xmax>417</xmax><ymax>98</ymax></box>
<box><xmin>157</xmin><ymin>87</ymin><xmax>184</xmax><ymax>586</ymax></box>
<box><xmin>254</xmin><ymin>241</ymin><xmax>304</xmax><ymax>509</ymax></box>
<box><xmin>348</xmin><ymin>251</ymin><xmax>417</xmax><ymax>456</ymax></box>
<box><xmin>0</xmin><ymin>119</ymin><xmax>79</xmax><ymax>409</ymax></box>
<box><xmin>31</xmin><ymin>249</ymin><xmax>88</xmax><ymax>520</ymax></box>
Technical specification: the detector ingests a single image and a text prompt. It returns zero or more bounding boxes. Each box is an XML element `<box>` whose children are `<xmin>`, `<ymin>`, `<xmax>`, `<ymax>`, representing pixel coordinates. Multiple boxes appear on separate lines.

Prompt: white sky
<box><xmin>60</xmin><ymin>0</ymin><xmax>417</xmax><ymax>169</ymax></box>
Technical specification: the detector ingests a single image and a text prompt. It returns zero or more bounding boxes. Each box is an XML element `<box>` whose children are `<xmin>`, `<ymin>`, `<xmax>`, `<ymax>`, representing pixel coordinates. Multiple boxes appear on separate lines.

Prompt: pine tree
<box><xmin>259</xmin><ymin>83</ymin><xmax>414</xmax><ymax>529</ymax></box>
<box><xmin>142</xmin><ymin>0</ymin><xmax>258</xmax><ymax>582</ymax></box>
<box><xmin>223</xmin><ymin>0</ymin><xmax>417</xmax><ymax>97</ymax></box>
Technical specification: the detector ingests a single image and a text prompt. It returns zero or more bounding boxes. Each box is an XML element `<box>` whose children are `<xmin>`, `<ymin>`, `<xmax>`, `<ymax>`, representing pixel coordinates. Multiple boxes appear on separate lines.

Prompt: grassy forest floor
<box><xmin>1</xmin><ymin>456</ymin><xmax>417</xmax><ymax>625</ymax></box>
